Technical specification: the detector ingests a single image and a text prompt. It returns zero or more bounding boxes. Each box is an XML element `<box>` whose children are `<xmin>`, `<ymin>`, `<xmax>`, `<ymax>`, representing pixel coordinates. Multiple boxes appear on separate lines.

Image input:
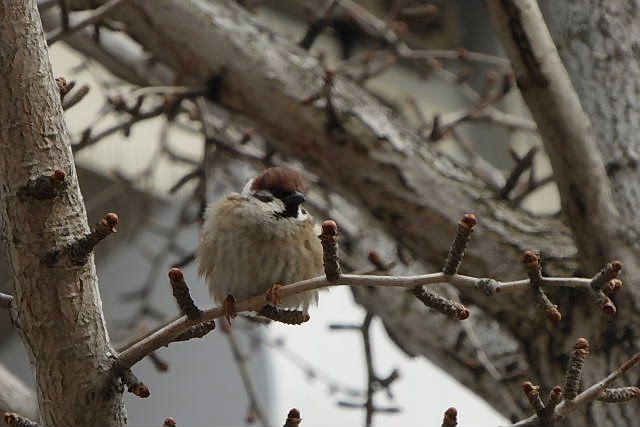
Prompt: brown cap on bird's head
<box><xmin>251</xmin><ymin>167</ymin><xmax>308</xmax><ymax>196</ymax></box>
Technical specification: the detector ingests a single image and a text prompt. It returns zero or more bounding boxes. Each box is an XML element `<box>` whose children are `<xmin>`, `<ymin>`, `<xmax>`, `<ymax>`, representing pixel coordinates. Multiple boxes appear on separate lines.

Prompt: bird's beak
<box><xmin>281</xmin><ymin>191</ymin><xmax>306</xmax><ymax>218</ymax></box>
<box><xmin>283</xmin><ymin>191</ymin><xmax>306</xmax><ymax>208</ymax></box>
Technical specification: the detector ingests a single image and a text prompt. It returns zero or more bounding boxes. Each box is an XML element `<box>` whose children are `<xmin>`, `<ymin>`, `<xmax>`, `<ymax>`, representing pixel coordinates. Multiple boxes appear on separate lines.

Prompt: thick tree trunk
<box><xmin>487</xmin><ymin>2</ymin><xmax>640</xmax><ymax>425</ymax></box>
<box><xmin>0</xmin><ymin>1</ymin><xmax>126</xmax><ymax>425</ymax></box>
<box><xmin>540</xmin><ymin>1</ymin><xmax>640</xmax><ymax>257</ymax></box>
<box><xmin>47</xmin><ymin>1</ymin><xmax>640</xmax><ymax>424</ymax></box>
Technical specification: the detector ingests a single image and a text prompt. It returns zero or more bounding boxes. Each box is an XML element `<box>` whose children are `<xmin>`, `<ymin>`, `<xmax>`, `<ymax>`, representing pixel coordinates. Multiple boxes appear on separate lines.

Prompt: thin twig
<box><xmin>358</xmin><ymin>313</ymin><xmax>400</xmax><ymax>426</ymax></box>
<box><xmin>224</xmin><ymin>324</ymin><xmax>269</xmax><ymax>427</ymax></box>
<box><xmin>239</xmin><ymin>324</ymin><xmax>363</xmax><ymax>399</ymax></box>
<box><xmin>47</xmin><ymin>0</ymin><xmax>132</xmax><ymax>45</ymax></box>
<box><xmin>298</xmin><ymin>0</ymin><xmax>337</xmax><ymax>50</ymax></box>
<box><xmin>58</xmin><ymin>0</ymin><xmax>69</xmax><ymax>31</ymax></box>
<box><xmin>115</xmin><ymin>270</ymin><xmax>602</xmax><ymax>368</ymax></box>
<box><xmin>363</xmin><ymin>313</ymin><xmax>376</xmax><ymax>427</ymax></box>
<box><xmin>500</xmin><ymin>146</ymin><xmax>538</xmax><ymax>200</ymax></box>
<box><xmin>512</xmin><ymin>352</ymin><xmax>640</xmax><ymax>426</ymax></box>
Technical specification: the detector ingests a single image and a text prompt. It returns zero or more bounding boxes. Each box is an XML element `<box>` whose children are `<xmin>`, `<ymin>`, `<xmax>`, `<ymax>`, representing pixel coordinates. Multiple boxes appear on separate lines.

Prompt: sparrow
<box><xmin>197</xmin><ymin>167</ymin><xmax>324</xmax><ymax>322</ymax></box>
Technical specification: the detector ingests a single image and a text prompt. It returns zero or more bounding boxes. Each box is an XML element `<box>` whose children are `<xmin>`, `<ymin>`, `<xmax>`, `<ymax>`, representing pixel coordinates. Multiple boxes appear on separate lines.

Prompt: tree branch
<box><xmin>47</xmin><ymin>0</ymin><xmax>131</xmax><ymax>45</ymax></box>
<box><xmin>115</xmin><ymin>215</ymin><xmax>619</xmax><ymax>370</ymax></box>
<box><xmin>486</xmin><ymin>0</ymin><xmax>629</xmax><ymax>275</ymax></box>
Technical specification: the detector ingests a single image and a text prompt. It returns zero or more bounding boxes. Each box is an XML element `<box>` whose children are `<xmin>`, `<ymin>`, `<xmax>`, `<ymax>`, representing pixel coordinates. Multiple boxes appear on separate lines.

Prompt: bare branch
<box><xmin>115</xmin><ymin>214</ymin><xmax>618</xmax><ymax>369</ymax></box>
<box><xmin>513</xmin><ymin>351</ymin><xmax>640</xmax><ymax>426</ymax></box>
<box><xmin>500</xmin><ymin>146</ymin><xmax>538</xmax><ymax>200</ymax></box>
<box><xmin>298</xmin><ymin>0</ymin><xmax>337</xmax><ymax>50</ymax></box>
<box><xmin>47</xmin><ymin>0</ymin><xmax>132</xmax><ymax>45</ymax></box>
<box><xmin>487</xmin><ymin>0</ymin><xmax>627</xmax><ymax>273</ymax></box>
<box><xmin>43</xmin><ymin>212</ymin><xmax>119</xmax><ymax>266</ymax></box>
<box><xmin>223</xmin><ymin>324</ymin><xmax>269</xmax><ymax>427</ymax></box>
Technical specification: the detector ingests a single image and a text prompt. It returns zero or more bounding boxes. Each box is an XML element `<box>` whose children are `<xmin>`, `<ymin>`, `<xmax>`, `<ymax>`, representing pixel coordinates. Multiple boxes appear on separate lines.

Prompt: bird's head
<box><xmin>241</xmin><ymin>167</ymin><xmax>310</xmax><ymax>220</ymax></box>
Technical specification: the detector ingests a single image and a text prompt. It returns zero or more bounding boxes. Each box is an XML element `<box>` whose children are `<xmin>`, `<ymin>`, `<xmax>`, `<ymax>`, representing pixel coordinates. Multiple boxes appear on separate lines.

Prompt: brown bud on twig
<box><xmin>18</xmin><ymin>169</ymin><xmax>67</xmax><ymax>200</ymax></box>
<box><xmin>284</xmin><ymin>408</ymin><xmax>302</xmax><ymax>427</ymax></box>
<box><xmin>597</xmin><ymin>387</ymin><xmax>640</xmax><ymax>403</ymax></box>
<box><xmin>3</xmin><ymin>413</ymin><xmax>41</xmax><ymax>427</ymax></box>
<box><xmin>547</xmin><ymin>386</ymin><xmax>563</xmax><ymax>407</ymax></box>
<box><xmin>540</xmin><ymin>386</ymin><xmax>562</xmax><ymax>426</ymax></box>
<box><xmin>441</xmin><ymin>407</ymin><xmax>457</xmax><ymax>427</ymax></box>
<box><xmin>163</xmin><ymin>417</ymin><xmax>177</xmax><ymax>427</ymax></box>
<box><xmin>602</xmin><ymin>278</ymin><xmax>623</xmax><ymax>295</ymax></box>
<box><xmin>522</xmin><ymin>381</ymin><xmax>545</xmax><ymax>415</ymax></box>
<box><xmin>412</xmin><ymin>287</ymin><xmax>469</xmax><ymax>320</ymax></box>
<box><xmin>44</xmin><ymin>212</ymin><xmax>118</xmax><ymax>266</ymax></box>
<box><xmin>70</xmin><ymin>213</ymin><xmax>119</xmax><ymax>265</ymax></box>
<box><xmin>523</xmin><ymin>251</ymin><xmax>561</xmax><ymax>323</ymax></box>
<box><xmin>589</xmin><ymin>289</ymin><xmax>617</xmax><ymax>316</ymax></box>
<box><xmin>56</xmin><ymin>76</ymin><xmax>73</xmax><ymax>97</ymax></box>
<box><xmin>319</xmin><ymin>220</ymin><xmax>341</xmax><ymax>281</ymax></box>
<box><xmin>590</xmin><ymin>261</ymin><xmax>622</xmax><ymax>291</ymax></box>
<box><xmin>564</xmin><ymin>338</ymin><xmax>589</xmax><ymax>400</ymax></box>
<box><xmin>119</xmin><ymin>367</ymin><xmax>150</xmax><ymax>398</ymax></box>
<box><xmin>173</xmin><ymin>321</ymin><xmax>216</xmax><ymax>342</ymax></box>
<box><xmin>168</xmin><ymin>268</ymin><xmax>202</xmax><ymax>320</ymax></box>
<box><xmin>442</xmin><ymin>214</ymin><xmax>476</xmax><ymax>275</ymax></box>
<box><xmin>259</xmin><ymin>305</ymin><xmax>310</xmax><ymax>325</ymax></box>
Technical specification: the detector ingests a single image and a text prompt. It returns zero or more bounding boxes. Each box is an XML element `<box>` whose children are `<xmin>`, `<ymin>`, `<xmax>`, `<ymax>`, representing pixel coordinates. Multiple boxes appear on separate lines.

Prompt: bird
<box><xmin>197</xmin><ymin>167</ymin><xmax>324</xmax><ymax>323</ymax></box>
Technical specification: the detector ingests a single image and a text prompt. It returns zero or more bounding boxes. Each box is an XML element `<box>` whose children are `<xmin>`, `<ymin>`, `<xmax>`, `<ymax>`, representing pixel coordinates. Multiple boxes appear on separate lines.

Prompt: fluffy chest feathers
<box><xmin>197</xmin><ymin>194</ymin><xmax>324</xmax><ymax>310</ymax></box>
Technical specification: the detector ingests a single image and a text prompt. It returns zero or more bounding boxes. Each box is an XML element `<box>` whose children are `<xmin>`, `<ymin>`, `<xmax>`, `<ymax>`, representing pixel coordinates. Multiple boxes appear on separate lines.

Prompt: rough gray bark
<box><xmin>486</xmin><ymin>0</ymin><xmax>630</xmax><ymax>275</ymax></box>
<box><xmin>38</xmin><ymin>0</ymin><xmax>640</xmax><ymax>424</ymax></box>
<box><xmin>539</xmin><ymin>1</ymin><xmax>640</xmax><ymax>261</ymax></box>
<box><xmin>486</xmin><ymin>2</ymin><xmax>640</xmax><ymax>425</ymax></box>
<box><xmin>0</xmin><ymin>1</ymin><xmax>126</xmax><ymax>425</ymax></box>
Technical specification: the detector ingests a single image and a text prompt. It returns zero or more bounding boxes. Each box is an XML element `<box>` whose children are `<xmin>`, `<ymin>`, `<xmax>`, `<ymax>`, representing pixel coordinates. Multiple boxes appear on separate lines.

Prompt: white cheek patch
<box><xmin>296</xmin><ymin>209</ymin><xmax>310</xmax><ymax>222</ymax></box>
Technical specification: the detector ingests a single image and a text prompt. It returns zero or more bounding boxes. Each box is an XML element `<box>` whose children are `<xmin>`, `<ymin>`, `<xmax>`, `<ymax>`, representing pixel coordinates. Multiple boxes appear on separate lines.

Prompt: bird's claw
<box><xmin>223</xmin><ymin>295</ymin><xmax>237</xmax><ymax>322</ymax></box>
<box><xmin>266</xmin><ymin>284</ymin><xmax>284</xmax><ymax>305</ymax></box>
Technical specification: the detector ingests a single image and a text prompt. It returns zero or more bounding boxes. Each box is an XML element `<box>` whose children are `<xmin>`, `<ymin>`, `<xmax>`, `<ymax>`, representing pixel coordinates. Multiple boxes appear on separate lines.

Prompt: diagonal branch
<box><xmin>486</xmin><ymin>0</ymin><xmax>630</xmax><ymax>276</ymax></box>
<box><xmin>47</xmin><ymin>0</ymin><xmax>131</xmax><ymax>45</ymax></box>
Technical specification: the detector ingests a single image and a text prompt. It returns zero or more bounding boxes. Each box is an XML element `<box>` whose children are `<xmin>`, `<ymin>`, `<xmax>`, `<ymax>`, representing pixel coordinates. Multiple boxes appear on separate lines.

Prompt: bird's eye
<box><xmin>253</xmin><ymin>191</ymin><xmax>274</xmax><ymax>202</ymax></box>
